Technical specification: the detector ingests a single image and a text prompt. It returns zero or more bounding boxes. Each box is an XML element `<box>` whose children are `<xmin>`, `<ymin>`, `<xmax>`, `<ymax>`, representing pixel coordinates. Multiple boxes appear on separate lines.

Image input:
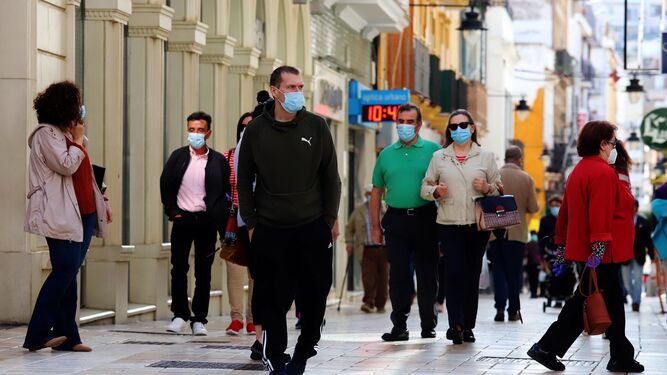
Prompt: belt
<box><xmin>386</xmin><ymin>204</ymin><xmax>434</xmax><ymax>216</ymax></box>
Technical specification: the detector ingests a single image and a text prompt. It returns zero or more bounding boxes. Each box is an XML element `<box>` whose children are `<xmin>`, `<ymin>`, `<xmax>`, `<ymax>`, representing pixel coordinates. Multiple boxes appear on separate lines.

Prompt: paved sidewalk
<box><xmin>0</xmin><ymin>294</ymin><xmax>666</xmax><ymax>374</ymax></box>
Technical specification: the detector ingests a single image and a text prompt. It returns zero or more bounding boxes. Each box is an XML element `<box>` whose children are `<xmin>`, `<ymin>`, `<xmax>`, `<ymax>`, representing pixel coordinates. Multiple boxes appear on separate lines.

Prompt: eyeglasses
<box><xmin>607</xmin><ymin>139</ymin><xmax>618</xmax><ymax>147</ymax></box>
<box><xmin>448</xmin><ymin>122</ymin><xmax>473</xmax><ymax>131</ymax></box>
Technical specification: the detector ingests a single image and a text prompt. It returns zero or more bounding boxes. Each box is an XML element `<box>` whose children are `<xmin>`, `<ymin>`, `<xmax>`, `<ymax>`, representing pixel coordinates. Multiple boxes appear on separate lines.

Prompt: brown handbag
<box><xmin>218</xmin><ymin>208</ymin><xmax>247</xmax><ymax>266</ymax></box>
<box><xmin>579</xmin><ymin>262</ymin><xmax>611</xmax><ymax>335</ymax></box>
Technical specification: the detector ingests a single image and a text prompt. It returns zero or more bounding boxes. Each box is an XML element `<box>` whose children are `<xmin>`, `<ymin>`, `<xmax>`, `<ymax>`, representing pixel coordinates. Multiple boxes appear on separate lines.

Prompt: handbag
<box><xmin>475</xmin><ymin>186</ymin><xmax>521</xmax><ymax>231</ymax></box>
<box><xmin>218</xmin><ymin>149</ymin><xmax>247</xmax><ymax>266</ymax></box>
<box><xmin>579</xmin><ymin>262</ymin><xmax>611</xmax><ymax>335</ymax></box>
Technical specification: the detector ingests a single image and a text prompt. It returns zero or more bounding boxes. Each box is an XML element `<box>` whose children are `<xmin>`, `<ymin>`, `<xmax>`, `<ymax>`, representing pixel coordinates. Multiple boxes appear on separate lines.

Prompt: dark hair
<box><xmin>576</xmin><ymin>120</ymin><xmax>617</xmax><ymax>157</ymax></box>
<box><xmin>236</xmin><ymin>112</ymin><xmax>252</xmax><ymax>143</ymax></box>
<box><xmin>33</xmin><ymin>81</ymin><xmax>82</xmax><ymax>129</ymax></box>
<box><xmin>548</xmin><ymin>194</ymin><xmax>563</xmax><ymax>205</ymax></box>
<box><xmin>444</xmin><ymin>109</ymin><xmax>480</xmax><ymax>147</ymax></box>
<box><xmin>186</xmin><ymin>111</ymin><xmax>212</xmax><ymax>130</ymax></box>
<box><xmin>613</xmin><ymin>140</ymin><xmax>633</xmax><ymax>172</ymax></box>
<box><xmin>505</xmin><ymin>145</ymin><xmax>523</xmax><ymax>162</ymax></box>
<box><xmin>397</xmin><ymin>103</ymin><xmax>422</xmax><ymax>123</ymax></box>
<box><xmin>634</xmin><ymin>199</ymin><xmax>639</xmax><ymax>208</ymax></box>
<box><xmin>270</xmin><ymin>66</ymin><xmax>301</xmax><ymax>88</ymax></box>
<box><xmin>257</xmin><ymin>90</ymin><xmax>271</xmax><ymax>104</ymax></box>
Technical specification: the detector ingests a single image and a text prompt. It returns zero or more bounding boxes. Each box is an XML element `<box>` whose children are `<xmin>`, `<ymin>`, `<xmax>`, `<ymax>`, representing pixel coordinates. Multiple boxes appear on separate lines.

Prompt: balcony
<box><xmin>326</xmin><ymin>0</ymin><xmax>410</xmax><ymax>40</ymax></box>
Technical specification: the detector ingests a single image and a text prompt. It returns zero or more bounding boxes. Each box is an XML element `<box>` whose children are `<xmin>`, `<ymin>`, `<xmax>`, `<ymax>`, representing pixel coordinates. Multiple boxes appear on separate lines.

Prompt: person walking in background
<box><xmin>23</xmin><ymin>81</ymin><xmax>111</xmax><ymax>352</ymax></box>
<box><xmin>538</xmin><ymin>195</ymin><xmax>562</xmax><ymax>296</ymax></box>
<box><xmin>528</xmin><ymin>121</ymin><xmax>644</xmax><ymax>373</ymax></box>
<box><xmin>421</xmin><ymin>109</ymin><xmax>502</xmax><ymax>345</ymax></box>
<box><xmin>489</xmin><ymin>146</ymin><xmax>539</xmax><ymax>322</ymax></box>
<box><xmin>652</xmin><ymin>183</ymin><xmax>667</xmax><ymax>263</ymax></box>
<box><xmin>524</xmin><ymin>231</ymin><xmax>542</xmax><ymax>299</ymax></box>
<box><xmin>371</xmin><ymin>104</ymin><xmax>441</xmax><ymax>342</ymax></box>
<box><xmin>622</xmin><ymin>201</ymin><xmax>654</xmax><ymax>312</ymax></box>
<box><xmin>346</xmin><ymin>184</ymin><xmax>388</xmax><ymax>314</ymax></box>
<box><xmin>160</xmin><ymin>111</ymin><xmax>231</xmax><ymax>336</ymax></box>
<box><xmin>224</xmin><ymin>112</ymin><xmax>256</xmax><ymax>336</ymax></box>
<box><xmin>237</xmin><ymin>66</ymin><xmax>341</xmax><ymax>375</ymax></box>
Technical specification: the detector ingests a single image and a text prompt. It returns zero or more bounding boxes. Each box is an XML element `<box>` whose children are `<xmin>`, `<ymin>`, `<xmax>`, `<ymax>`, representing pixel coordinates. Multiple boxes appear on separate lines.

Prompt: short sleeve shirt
<box><xmin>372</xmin><ymin>136</ymin><xmax>441</xmax><ymax>208</ymax></box>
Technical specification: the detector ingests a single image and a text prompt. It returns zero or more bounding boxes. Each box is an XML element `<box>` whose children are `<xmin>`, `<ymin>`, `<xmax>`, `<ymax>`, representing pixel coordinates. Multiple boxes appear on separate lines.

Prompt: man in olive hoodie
<box><xmin>237</xmin><ymin>66</ymin><xmax>341</xmax><ymax>375</ymax></box>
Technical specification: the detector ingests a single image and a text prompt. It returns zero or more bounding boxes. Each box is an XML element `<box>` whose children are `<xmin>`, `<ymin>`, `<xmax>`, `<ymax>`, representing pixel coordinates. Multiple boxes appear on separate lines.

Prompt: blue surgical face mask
<box><xmin>80</xmin><ymin>105</ymin><xmax>86</xmax><ymax>120</ymax></box>
<box><xmin>278</xmin><ymin>90</ymin><xmax>304</xmax><ymax>113</ymax></box>
<box><xmin>451</xmin><ymin>127</ymin><xmax>471</xmax><ymax>145</ymax></box>
<box><xmin>188</xmin><ymin>132</ymin><xmax>206</xmax><ymax>150</ymax></box>
<box><xmin>530</xmin><ymin>234</ymin><xmax>538</xmax><ymax>242</ymax></box>
<box><xmin>550</xmin><ymin>206</ymin><xmax>560</xmax><ymax>217</ymax></box>
<box><xmin>397</xmin><ymin>125</ymin><xmax>416</xmax><ymax>142</ymax></box>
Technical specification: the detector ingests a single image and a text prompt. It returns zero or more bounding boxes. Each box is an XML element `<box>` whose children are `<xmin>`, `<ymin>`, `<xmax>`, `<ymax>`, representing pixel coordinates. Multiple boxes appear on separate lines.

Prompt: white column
<box><xmin>82</xmin><ymin>0</ymin><xmax>132</xmax><ymax>323</ymax></box>
<box><xmin>200</xmin><ymin>0</ymin><xmax>236</xmax><ymax>151</ymax></box>
<box><xmin>227</xmin><ymin>47</ymin><xmax>260</xmax><ymax>138</ymax></box>
<box><xmin>126</xmin><ymin>1</ymin><xmax>174</xmax><ymax>320</ymax></box>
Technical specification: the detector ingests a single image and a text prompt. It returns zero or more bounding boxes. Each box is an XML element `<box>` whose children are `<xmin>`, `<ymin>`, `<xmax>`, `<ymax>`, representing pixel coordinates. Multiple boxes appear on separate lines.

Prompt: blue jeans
<box><xmin>489</xmin><ymin>238</ymin><xmax>525</xmax><ymax>315</ymax></box>
<box><xmin>23</xmin><ymin>213</ymin><xmax>96</xmax><ymax>350</ymax></box>
<box><xmin>621</xmin><ymin>259</ymin><xmax>644</xmax><ymax>304</ymax></box>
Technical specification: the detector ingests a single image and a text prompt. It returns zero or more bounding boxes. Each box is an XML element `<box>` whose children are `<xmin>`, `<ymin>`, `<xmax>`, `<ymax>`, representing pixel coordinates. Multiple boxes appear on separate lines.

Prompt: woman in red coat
<box><xmin>527</xmin><ymin>121</ymin><xmax>644</xmax><ymax>373</ymax></box>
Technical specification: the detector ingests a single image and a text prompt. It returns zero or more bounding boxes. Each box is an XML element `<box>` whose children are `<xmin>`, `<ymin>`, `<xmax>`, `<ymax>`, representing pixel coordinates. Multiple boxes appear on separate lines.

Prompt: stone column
<box><xmin>227</xmin><ymin>48</ymin><xmax>260</xmax><ymax>138</ymax></box>
<box><xmin>165</xmin><ymin>0</ymin><xmax>207</xmax><ymax>155</ymax></box>
<box><xmin>126</xmin><ymin>1</ymin><xmax>174</xmax><ymax>320</ymax></box>
<box><xmin>82</xmin><ymin>0</ymin><xmax>132</xmax><ymax>323</ymax></box>
<box><xmin>200</xmin><ymin>0</ymin><xmax>236</xmax><ymax>151</ymax></box>
<box><xmin>253</xmin><ymin>57</ymin><xmax>282</xmax><ymax>101</ymax></box>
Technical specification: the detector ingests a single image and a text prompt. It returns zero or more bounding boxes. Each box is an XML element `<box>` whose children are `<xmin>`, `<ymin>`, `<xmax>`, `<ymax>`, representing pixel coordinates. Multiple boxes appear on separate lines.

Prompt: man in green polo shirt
<box><xmin>370</xmin><ymin>103</ymin><xmax>441</xmax><ymax>342</ymax></box>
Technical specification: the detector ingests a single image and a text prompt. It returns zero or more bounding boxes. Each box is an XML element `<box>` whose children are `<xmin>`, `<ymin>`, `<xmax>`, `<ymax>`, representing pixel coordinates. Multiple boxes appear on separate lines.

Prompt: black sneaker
<box><xmin>462</xmin><ymin>329</ymin><xmax>475</xmax><ymax>343</ymax></box>
<box><xmin>494</xmin><ymin>309</ymin><xmax>504</xmax><ymax>322</ymax></box>
<box><xmin>381</xmin><ymin>328</ymin><xmax>409</xmax><ymax>342</ymax></box>
<box><xmin>606</xmin><ymin>359</ymin><xmax>645</xmax><ymax>373</ymax></box>
<box><xmin>421</xmin><ymin>329</ymin><xmax>436</xmax><ymax>338</ymax></box>
<box><xmin>527</xmin><ymin>343</ymin><xmax>565</xmax><ymax>371</ymax></box>
<box><xmin>250</xmin><ymin>340</ymin><xmax>263</xmax><ymax>360</ymax></box>
<box><xmin>445</xmin><ymin>328</ymin><xmax>463</xmax><ymax>344</ymax></box>
<box><xmin>285</xmin><ymin>359</ymin><xmax>306</xmax><ymax>375</ymax></box>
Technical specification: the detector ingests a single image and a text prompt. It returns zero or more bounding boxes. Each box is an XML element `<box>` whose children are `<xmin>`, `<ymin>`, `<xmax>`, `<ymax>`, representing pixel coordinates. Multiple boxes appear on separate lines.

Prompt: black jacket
<box><xmin>538</xmin><ymin>213</ymin><xmax>557</xmax><ymax>255</ymax></box>
<box><xmin>237</xmin><ymin>100</ymin><xmax>341</xmax><ymax>229</ymax></box>
<box><xmin>159</xmin><ymin>146</ymin><xmax>231</xmax><ymax>234</ymax></box>
<box><xmin>633</xmin><ymin>215</ymin><xmax>655</xmax><ymax>265</ymax></box>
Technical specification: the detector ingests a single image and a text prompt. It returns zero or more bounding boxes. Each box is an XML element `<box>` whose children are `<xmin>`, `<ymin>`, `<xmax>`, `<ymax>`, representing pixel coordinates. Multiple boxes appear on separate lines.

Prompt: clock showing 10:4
<box><xmin>361</xmin><ymin>104</ymin><xmax>400</xmax><ymax>123</ymax></box>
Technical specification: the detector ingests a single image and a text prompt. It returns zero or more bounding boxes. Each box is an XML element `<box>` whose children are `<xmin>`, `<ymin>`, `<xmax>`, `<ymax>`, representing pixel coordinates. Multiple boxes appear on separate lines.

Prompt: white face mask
<box><xmin>607</xmin><ymin>148</ymin><xmax>618</xmax><ymax>165</ymax></box>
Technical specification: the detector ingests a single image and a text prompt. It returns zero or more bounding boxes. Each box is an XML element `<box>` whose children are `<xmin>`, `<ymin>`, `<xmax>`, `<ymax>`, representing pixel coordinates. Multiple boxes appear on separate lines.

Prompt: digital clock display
<box><xmin>361</xmin><ymin>104</ymin><xmax>401</xmax><ymax>123</ymax></box>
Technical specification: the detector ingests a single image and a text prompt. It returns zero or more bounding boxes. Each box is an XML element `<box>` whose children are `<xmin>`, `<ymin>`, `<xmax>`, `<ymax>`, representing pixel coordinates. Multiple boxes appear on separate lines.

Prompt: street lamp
<box><xmin>627</xmin><ymin>131</ymin><xmax>640</xmax><ymax>143</ymax></box>
<box><xmin>457</xmin><ymin>4</ymin><xmax>485</xmax><ymax>44</ymax></box>
<box><xmin>515</xmin><ymin>97</ymin><xmax>530</xmax><ymax>122</ymax></box>
<box><xmin>626</xmin><ymin>75</ymin><xmax>644</xmax><ymax>104</ymax></box>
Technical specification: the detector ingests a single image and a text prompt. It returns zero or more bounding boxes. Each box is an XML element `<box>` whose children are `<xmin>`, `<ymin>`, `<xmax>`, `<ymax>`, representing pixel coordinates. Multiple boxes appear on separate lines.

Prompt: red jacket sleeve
<box><xmin>587</xmin><ymin>171</ymin><xmax>616</xmax><ymax>243</ymax></box>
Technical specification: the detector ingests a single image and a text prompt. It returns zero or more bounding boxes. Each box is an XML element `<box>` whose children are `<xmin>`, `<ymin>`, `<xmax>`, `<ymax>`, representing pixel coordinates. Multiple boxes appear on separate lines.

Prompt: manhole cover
<box><xmin>148</xmin><ymin>360</ymin><xmax>265</xmax><ymax>370</ymax></box>
<box><xmin>201</xmin><ymin>345</ymin><xmax>249</xmax><ymax>350</ymax></box>
<box><xmin>477</xmin><ymin>356</ymin><xmax>598</xmax><ymax>367</ymax></box>
<box><xmin>123</xmin><ymin>340</ymin><xmax>175</xmax><ymax>345</ymax></box>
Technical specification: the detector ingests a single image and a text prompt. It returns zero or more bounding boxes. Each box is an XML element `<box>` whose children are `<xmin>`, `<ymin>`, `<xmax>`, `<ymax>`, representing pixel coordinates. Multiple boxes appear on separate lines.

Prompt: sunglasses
<box><xmin>448</xmin><ymin>122</ymin><xmax>473</xmax><ymax>131</ymax></box>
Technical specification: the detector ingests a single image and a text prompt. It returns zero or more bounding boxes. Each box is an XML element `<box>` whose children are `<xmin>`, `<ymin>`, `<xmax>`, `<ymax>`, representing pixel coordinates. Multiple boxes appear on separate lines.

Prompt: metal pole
<box><xmin>624</xmin><ymin>0</ymin><xmax>628</xmax><ymax>70</ymax></box>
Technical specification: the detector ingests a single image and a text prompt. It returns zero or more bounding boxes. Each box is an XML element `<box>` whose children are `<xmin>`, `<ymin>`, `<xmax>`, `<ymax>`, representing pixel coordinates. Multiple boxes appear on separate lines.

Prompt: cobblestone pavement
<box><xmin>1</xmin><ymin>294</ymin><xmax>665</xmax><ymax>374</ymax></box>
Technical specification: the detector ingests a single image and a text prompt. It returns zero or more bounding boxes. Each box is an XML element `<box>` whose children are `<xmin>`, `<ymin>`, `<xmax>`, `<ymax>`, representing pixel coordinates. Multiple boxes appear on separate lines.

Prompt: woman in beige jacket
<box><xmin>23</xmin><ymin>81</ymin><xmax>110</xmax><ymax>352</ymax></box>
<box><xmin>421</xmin><ymin>109</ymin><xmax>501</xmax><ymax>345</ymax></box>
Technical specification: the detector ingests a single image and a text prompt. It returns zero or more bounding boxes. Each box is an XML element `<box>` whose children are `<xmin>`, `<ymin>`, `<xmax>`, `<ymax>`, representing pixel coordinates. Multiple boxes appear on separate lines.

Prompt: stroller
<box><xmin>540</xmin><ymin>236</ymin><xmax>577</xmax><ymax>312</ymax></box>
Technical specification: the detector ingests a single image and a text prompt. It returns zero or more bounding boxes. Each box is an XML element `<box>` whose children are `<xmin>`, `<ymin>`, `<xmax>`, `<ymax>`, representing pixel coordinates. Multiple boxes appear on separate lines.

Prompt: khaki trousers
<box><xmin>226</xmin><ymin>260</ymin><xmax>253</xmax><ymax>323</ymax></box>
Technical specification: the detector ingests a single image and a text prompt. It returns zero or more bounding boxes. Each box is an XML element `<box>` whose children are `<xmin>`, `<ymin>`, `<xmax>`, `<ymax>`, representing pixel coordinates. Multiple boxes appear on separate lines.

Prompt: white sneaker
<box><xmin>192</xmin><ymin>322</ymin><xmax>208</xmax><ymax>336</ymax></box>
<box><xmin>166</xmin><ymin>317</ymin><xmax>187</xmax><ymax>333</ymax></box>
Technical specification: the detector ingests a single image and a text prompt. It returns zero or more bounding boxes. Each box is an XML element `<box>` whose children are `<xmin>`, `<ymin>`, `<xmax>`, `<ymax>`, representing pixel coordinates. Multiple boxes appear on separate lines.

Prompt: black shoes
<box><xmin>250</xmin><ymin>340</ymin><xmax>263</xmax><ymax>360</ymax></box>
<box><xmin>462</xmin><ymin>329</ymin><xmax>475</xmax><ymax>343</ymax></box>
<box><xmin>508</xmin><ymin>311</ymin><xmax>522</xmax><ymax>323</ymax></box>
<box><xmin>285</xmin><ymin>359</ymin><xmax>307</xmax><ymax>375</ymax></box>
<box><xmin>445</xmin><ymin>328</ymin><xmax>463</xmax><ymax>344</ymax></box>
<box><xmin>527</xmin><ymin>343</ymin><xmax>565</xmax><ymax>371</ymax></box>
<box><xmin>381</xmin><ymin>328</ymin><xmax>409</xmax><ymax>342</ymax></box>
<box><xmin>494</xmin><ymin>309</ymin><xmax>504</xmax><ymax>322</ymax></box>
<box><xmin>606</xmin><ymin>359</ymin><xmax>645</xmax><ymax>373</ymax></box>
<box><xmin>421</xmin><ymin>329</ymin><xmax>436</xmax><ymax>338</ymax></box>
<box><xmin>632</xmin><ymin>303</ymin><xmax>640</xmax><ymax>312</ymax></box>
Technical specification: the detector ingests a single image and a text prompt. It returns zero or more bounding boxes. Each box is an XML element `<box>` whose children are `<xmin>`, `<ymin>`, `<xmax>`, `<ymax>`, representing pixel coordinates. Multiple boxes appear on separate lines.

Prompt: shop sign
<box><xmin>641</xmin><ymin>107</ymin><xmax>667</xmax><ymax>150</ymax></box>
<box><xmin>313</xmin><ymin>62</ymin><xmax>346</xmax><ymax>122</ymax></box>
<box><xmin>359</xmin><ymin>89</ymin><xmax>410</xmax><ymax>123</ymax></box>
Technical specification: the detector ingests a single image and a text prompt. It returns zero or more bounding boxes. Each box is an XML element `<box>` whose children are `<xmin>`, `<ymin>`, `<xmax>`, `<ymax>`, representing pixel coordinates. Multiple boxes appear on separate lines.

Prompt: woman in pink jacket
<box><xmin>23</xmin><ymin>81</ymin><xmax>110</xmax><ymax>352</ymax></box>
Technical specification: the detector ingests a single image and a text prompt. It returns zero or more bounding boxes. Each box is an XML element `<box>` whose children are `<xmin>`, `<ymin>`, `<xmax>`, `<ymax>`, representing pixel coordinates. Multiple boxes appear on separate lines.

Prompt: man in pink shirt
<box><xmin>160</xmin><ymin>112</ymin><xmax>231</xmax><ymax>336</ymax></box>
